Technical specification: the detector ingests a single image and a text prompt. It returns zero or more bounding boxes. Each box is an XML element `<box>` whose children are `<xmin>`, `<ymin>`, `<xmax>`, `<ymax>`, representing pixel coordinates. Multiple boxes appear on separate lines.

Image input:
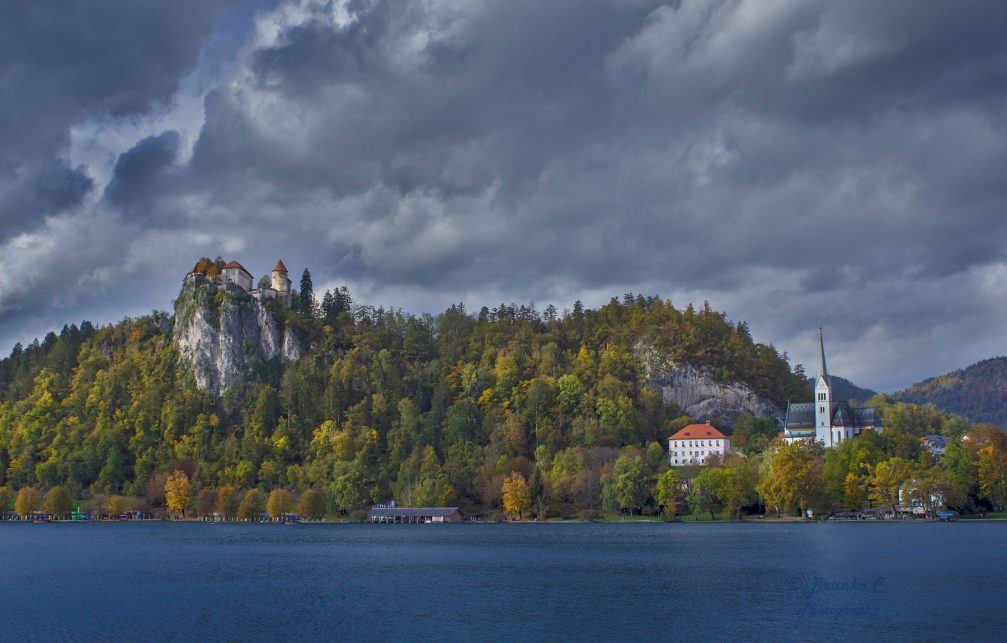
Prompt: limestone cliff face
<box><xmin>173</xmin><ymin>281</ymin><xmax>300</xmax><ymax>395</ymax></box>
<box><xmin>634</xmin><ymin>342</ymin><xmax>782</xmax><ymax>427</ymax></box>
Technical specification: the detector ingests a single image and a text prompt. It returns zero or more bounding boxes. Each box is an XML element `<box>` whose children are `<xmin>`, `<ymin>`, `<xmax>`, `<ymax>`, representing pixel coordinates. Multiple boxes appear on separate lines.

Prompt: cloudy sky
<box><xmin>1</xmin><ymin>0</ymin><xmax>1006</xmax><ymax>392</ymax></box>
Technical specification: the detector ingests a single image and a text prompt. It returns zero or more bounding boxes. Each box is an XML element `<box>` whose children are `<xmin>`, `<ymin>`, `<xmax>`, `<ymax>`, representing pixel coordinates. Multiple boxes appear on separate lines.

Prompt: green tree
<box><xmin>653</xmin><ymin>469</ymin><xmax>680</xmax><ymax>520</ymax></box>
<box><xmin>299</xmin><ymin>268</ymin><xmax>316</xmax><ymax>317</ymax></box>
<box><xmin>15</xmin><ymin>487</ymin><xmax>41</xmax><ymax>518</ymax></box>
<box><xmin>216</xmin><ymin>485</ymin><xmax>239</xmax><ymax>520</ymax></box>
<box><xmin>687</xmin><ymin>468</ymin><xmax>725</xmax><ymax>520</ymax></box>
<box><xmin>720</xmin><ymin>457</ymin><xmax>759</xmax><ymax>519</ymax></box>
<box><xmin>868</xmin><ymin>457</ymin><xmax>913</xmax><ymax>514</ymax></box>
<box><xmin>44</xmin><ymin>486</ymin><xmax>72</xmax><ymax>519</ymax></box>
<box><xmin>298</xmin><ymin>489</ymin><xmax>327</xmax><ymax>520</ymax></box>
<box><xmin>601</xmin><ymin>450</ymin><xmax>650</xmax><ymax>515</ymax></box>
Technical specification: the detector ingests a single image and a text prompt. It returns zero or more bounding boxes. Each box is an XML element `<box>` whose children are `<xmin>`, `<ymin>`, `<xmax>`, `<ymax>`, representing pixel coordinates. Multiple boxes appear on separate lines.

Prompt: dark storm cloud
<box><xmin>105</xmin><ymin>131</ymin><xmax>181</xmax><ymax>213</ymax></box>
<box><xmin>0</xmin><ymin>160</ymin><xmax>94</xmax><ymax>233</ymax></box>
<box><xmin>0</xmin><ymin>0</ymin><xmax>237</xmax><ymax>235</ymax></box>
<box><xmin>3</xmin><ymin>0</ymin><xmax>1007</xmax><ymax>391</ymax></box>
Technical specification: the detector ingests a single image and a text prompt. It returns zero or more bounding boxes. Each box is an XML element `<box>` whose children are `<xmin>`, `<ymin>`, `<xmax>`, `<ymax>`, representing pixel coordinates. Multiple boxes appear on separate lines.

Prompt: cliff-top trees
<box><xmin>164</xmin><ymin>470</ymin><xmax>192</xmax><ymax>517</ymax></box>
<box><xmin>299</xmin><ymin>269</ymin><xmax>316</xmax><ymax>317</ymax></box>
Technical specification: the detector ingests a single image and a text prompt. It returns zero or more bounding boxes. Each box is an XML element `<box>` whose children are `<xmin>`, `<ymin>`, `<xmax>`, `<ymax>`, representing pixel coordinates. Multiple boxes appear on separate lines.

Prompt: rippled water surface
<box><xmin>2</xmin><ymin>521</ymin><xmax>1005</xmax><ymax>641</ymax></box>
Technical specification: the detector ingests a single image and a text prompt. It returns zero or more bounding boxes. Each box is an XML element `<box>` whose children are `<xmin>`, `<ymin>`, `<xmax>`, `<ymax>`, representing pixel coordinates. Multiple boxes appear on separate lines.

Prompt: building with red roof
<box><xmin>668</xmin><ymin>420</ymin><xmax>731</xmax><ymax>466</ymax></box>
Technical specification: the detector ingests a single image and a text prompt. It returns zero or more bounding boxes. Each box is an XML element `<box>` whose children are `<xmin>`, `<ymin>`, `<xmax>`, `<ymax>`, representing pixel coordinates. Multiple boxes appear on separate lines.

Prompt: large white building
<box><xmin>668</xmin><ymin>421</ymin><xmax>731</xmax><ymax>466</ymax></box>
<box><xmin>782</xmin><ymin>329</ymin><xmax>881</xmax><ymax>446</ymax></box>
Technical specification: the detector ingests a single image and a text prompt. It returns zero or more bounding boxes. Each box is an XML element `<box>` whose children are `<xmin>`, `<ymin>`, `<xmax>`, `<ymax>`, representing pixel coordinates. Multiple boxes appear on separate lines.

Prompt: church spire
<box><xmin>818</xmin><ymin>327</ymin><xmax>829</xmax><ymax>384</ymax></box>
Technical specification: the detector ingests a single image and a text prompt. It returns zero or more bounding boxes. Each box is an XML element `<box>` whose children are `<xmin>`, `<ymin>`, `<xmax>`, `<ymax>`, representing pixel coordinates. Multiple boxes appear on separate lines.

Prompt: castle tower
<box><xmin>814</xmin><ymin>328</ymin><xmax>833</xmax><ymax>446</ymax></box>
<box><xmin>271</xmin><ymin>259</ymin><xmax>291</xmax><ymax>307</ymax></box>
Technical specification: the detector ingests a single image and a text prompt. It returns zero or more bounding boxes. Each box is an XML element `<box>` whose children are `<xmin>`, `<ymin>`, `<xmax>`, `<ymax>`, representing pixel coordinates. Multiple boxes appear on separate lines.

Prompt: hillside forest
<box><xmin>0</xmin><ymin>269</ymin><xmax>1005</xmax><ymax>520</ymax></box>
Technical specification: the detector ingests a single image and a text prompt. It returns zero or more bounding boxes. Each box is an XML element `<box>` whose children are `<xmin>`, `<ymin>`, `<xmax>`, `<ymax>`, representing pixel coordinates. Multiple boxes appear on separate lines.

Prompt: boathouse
<box><xmin>367</xmin><ymin>507</ymin><xmax>463</xmax><ymax>524</ymax></box>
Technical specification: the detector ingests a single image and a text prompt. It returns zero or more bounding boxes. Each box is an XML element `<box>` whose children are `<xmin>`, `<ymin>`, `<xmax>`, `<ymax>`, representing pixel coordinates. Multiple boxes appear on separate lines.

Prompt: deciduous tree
<box><xmin>105</xmin><ymin>495</ymin><xmax>130</xmax><ymax>518</ymax></box>
<box><xmin>298</xmin><ymin>489</ymin><xmax>327</xmax><ymax>520</ymax></box>
<box><xmin>979</xmin><ymin>445</ymin><xmax>1007</xmax><ymax>509</ymax></box>
<box><xmin>868</xmin><ymin>457</ymin><xmax>912</xmax><ymax>514</ymax></box>
<box><xmin>44</xmin><ymin>486</ymin><xmax>72</xmax><ymax>519</ymax></box>
<box><xmin>164</xmin><ymin>470</ymin><xmax>192</xmax><ymax>517</ymax></box>
<box><xmin>501</xmin><ymin>471</ymin><xmax>530</xmax><ymax>520</ymax></box>
<box><xmin>653</xmin><ymin>469</ymin><xmax>680</xmax><ymax>520</ymax></box>
<box><xmin>237</xmin><ymin>489</ymin><xmax>261</xmax><ymax>521</ymax></box>
<box><xmin>15</xmin><ymin>487</ymin><xmax>41</xmax><ymax>518</ymax></box>
<box><xmin>216</xmin><ymin>485</ymin><xmax>239</xmax><ymax>519</ymax></box>
<box><xmin>196</xmin><ymin>488</ymin><xmax>217</xmax><ymax>518</ymax></box>
<box><xmin>266</xmin><ymin>489</ymin><xmax>293</xmax><ymax>520</ymax></box>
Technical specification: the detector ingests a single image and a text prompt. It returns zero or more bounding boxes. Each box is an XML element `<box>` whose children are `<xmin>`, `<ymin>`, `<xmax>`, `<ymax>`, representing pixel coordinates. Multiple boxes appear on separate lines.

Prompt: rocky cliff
<box><xmin>173</xmin><ymin>281</ymin><xmax>301</xmax><ymax>395</ymax></box>
<box><xmin>634</xmin><ymin>342</ymin><xmax>782</xmax><ymax>427</ymax></box>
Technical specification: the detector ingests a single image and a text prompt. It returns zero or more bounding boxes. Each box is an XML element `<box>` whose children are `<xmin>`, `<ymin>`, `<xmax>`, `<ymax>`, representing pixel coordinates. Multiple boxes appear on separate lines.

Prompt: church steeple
<box><xmin>817</xmin><ymin>327</ymin><xmax>829</xmax><ymax>385</ymax></box>
<box><xmin>814</xmin><ymin>327</ymin><xmax>833</xmax><ymax>445</ymax></box>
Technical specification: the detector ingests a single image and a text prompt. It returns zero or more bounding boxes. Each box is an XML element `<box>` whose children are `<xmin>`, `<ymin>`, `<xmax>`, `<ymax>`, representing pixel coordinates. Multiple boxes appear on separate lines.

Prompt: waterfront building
<box><xmin>668</xmin><ymin>421</ymin><xmax>731</xmax><ymax>466</ymax></box>
<box><xmin>367</xmin><ymin>507</ymin><xmax>463</xmax><ymax>523</ymax></box>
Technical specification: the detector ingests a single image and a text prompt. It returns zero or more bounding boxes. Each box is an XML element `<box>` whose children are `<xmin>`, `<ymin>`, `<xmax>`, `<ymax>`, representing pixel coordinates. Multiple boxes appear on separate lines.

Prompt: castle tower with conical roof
<box><xmin>271</xmin><ymin>260</ymin><xmax>291</xmax><ymax>307</ymax></box>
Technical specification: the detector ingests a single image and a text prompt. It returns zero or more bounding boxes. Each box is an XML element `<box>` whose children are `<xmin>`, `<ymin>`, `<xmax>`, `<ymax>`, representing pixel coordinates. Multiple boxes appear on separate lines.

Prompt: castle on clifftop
<box><xmin>184</xmin><ymin>258</ymin><xmax>292</xmax><ymax>308</ymax></box>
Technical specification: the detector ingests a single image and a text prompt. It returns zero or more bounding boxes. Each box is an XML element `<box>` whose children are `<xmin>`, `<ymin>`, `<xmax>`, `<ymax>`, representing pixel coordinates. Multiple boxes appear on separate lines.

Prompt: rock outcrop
<box><xmin>173</xmin><ymin>281</ymin><xmax>300</xmax><ymax>395</ymax></box>
<box><xmin>634</xmin><ymin>342</ymin><xmax>782</xmax><ymax>427</ymax></box>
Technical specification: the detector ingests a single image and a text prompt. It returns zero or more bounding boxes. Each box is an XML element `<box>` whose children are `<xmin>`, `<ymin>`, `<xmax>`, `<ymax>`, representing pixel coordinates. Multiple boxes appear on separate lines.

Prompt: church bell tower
<box><xmin>814</xmin><ymin>328</ymin><xmax>833</xmax><ymax>446</ymax></box>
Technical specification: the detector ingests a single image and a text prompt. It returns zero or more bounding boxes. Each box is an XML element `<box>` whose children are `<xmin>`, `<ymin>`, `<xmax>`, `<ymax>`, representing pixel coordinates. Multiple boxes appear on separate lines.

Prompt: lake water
<box><xmin>2</xmin><ymin>521</ymin><xmax>1004</xmax><ymax>641</ymax></box>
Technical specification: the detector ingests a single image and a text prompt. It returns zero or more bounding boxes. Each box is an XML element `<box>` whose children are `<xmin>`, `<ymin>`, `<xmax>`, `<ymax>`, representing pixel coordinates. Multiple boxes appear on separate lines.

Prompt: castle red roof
<box><xmin>222</xmin><ymin>261</ymin><xmax>250</xmax><ymax>274</ymax></box>
<box><xmin>273</xmin><ymin>260</ymin><xmax>288</xmax><ymax>272</ymax></box>
<box><xmin>668</xmin><ymin>423</ymin><xmax>728</xmax><ymax>441</ymax></box>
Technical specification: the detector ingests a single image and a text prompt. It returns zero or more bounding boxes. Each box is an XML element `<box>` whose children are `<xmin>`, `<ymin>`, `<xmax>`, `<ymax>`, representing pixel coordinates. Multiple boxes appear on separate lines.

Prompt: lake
<box><xmin>1</xmin><ymin>521</ymin><xmax>1004</xmax><ymax>641</ymax></box>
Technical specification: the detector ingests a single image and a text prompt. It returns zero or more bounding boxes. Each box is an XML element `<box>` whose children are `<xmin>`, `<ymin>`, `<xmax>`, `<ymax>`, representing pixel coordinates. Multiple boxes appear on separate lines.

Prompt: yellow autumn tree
<box><xmin>164</xmin><ymin>470</ymin><xmax>192</xmax><ymax>517</ymax></box>
<box><xmin>266</xmin><ymin>489</ymin><xmax>293</xmax><ymax>521</ymax></box>
<box><xmin>15</xmin><ymin>487</ymin><xmax>41</xmax><ymax>519</ymax></box>
<box><xmin>105</xmin><ymin>495</ymin><xmax>130</xmax><ymax>518</ymax></box>
<box><xmin>501</xmin><ymin>471</ymin><xmax>530</xmax><ymax>520</ymax></box>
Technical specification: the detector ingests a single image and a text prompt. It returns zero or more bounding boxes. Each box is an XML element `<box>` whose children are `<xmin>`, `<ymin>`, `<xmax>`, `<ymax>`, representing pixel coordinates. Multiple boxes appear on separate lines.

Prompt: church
<box><xmin>782</xmin><ymin>330</ymin><xmax>881</xmax><ymax>447</ymax></box>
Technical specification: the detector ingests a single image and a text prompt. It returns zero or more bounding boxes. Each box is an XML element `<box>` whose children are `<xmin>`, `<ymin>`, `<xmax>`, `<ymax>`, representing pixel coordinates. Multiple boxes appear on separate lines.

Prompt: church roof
<box><xmin>784</xmin><ymin>401</ymin><xmax>880</xmax><ymax>430</ymax></box>
<box><xmin>273</xmin><ymin>259</ymin><xmax>288</xmax><ymax>272</ymax></box>
<box><xmin>669</xmin><ymin>423</ymin><xmax>728</xmax><ymax>441</ymax></box>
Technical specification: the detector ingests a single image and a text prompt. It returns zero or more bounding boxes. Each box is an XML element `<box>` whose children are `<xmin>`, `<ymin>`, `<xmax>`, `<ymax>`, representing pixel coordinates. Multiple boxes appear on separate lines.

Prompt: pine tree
<box><xmin>299</xmin><ymin>269</ymin><xmax>316</xmax><ymax>317</ymax></box>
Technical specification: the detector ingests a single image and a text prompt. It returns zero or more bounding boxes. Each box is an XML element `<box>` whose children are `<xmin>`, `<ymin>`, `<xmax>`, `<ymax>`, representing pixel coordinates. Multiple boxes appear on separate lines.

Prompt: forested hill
<box><xmin>893</xmin><ymin>357</ymin><xmax>1007</xmax><ymax>428</ymax></box>
<box><xmin>0</xmin><ymin>287</ymin><xmax>807</xmax><ymax>510</ymax></box>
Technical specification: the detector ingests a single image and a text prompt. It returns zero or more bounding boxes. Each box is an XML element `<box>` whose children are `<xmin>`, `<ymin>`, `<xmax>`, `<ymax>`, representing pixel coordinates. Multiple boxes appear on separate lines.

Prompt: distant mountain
<box><xmin>806</xmin><ymin>375</ymin><xmax>877</xmax><ymax>403</ymax></box>
<box><xmin>893</xmin><ymin>357</ymin><xmax>1007</xmax><ymax>428</ymax></box>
